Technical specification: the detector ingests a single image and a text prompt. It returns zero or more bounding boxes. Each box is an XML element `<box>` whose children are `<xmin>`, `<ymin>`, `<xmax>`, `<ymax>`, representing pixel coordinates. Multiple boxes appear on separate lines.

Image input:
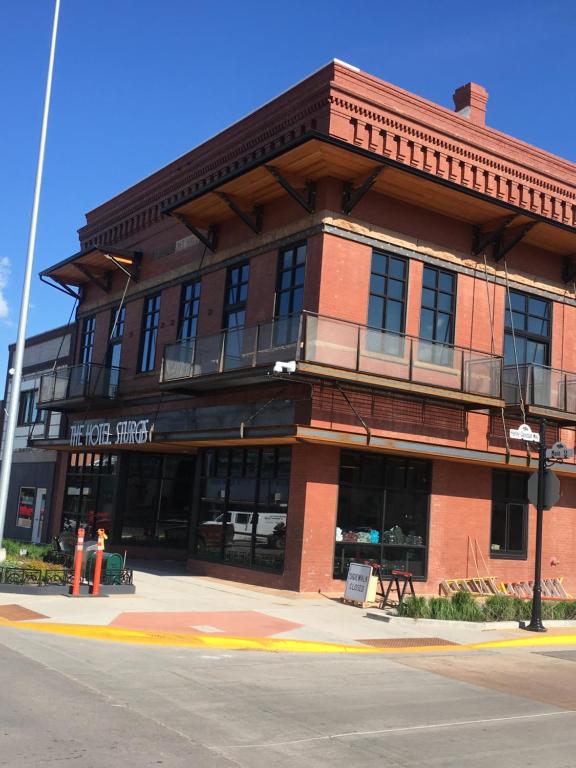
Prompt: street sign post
<box><xmin>526</xmin><ymin>417</ymin><xmax>548</xmax><ymax>633</ymax></box>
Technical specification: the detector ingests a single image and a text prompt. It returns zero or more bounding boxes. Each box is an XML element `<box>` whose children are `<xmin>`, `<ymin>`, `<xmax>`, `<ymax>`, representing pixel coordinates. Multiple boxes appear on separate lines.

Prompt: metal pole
<box><xmin>526</xmin><ymin>416</ymin><xmax>547</xmax><ymax>632</ymax></box>
<box><xmin>0</xmin><ymin>0</ymin><xmax>61</xmax><ymax>558</ymax></box>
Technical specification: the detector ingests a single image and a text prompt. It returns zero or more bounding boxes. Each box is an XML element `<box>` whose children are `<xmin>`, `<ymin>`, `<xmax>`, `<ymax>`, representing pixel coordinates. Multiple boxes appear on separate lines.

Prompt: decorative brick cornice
<box><xmin>77</xmin><ymin>62</ymin><xmax>576</xmax><ymax>249</ymax></box>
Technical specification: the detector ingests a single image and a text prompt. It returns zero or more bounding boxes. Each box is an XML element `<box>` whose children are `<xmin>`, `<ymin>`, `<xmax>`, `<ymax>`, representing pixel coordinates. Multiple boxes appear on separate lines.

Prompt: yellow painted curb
<box><xmin>0</xmin><ymin>618</ymin><xmax>460</xmax><ymax>654</ymax></box>
<box><xmin>1</xmin><ymin>618</ymin><xmax>576</xmax><ymax>654</ymax></box>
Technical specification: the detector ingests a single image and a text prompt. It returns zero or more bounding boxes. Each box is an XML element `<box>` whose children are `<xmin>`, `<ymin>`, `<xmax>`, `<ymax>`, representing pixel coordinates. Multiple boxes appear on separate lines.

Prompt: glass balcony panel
<box><xmin>411</xmin><ymin>339</ymin><xmax>463</xmax><ymax>390</ymax></box>
<box><xmin>223</xmin><ymin>326</ymin><xmax>257</xmax><ymax>371</ymax></box>
<box><xmin>256</xmin><ymin>317</ymin><xmax>299</xmax><ymax>365</ymax></box>
<box><xmin>463</xmin><ymin>351</ymin><xmax>502</xmax><ymax>398</ymax></box>
<box><xmin>358</xmin><ymin>328</ymin><xmax>410</xmax><ymax>380</ymax></box>
<box><xmin>163</xmin><ymin>339</ymin><xmax>196</xmax><ymax>381</ymax></box>
<box><xmin>304</xmin><ymin>315</ymin><xmax>358</xmax><ymax>369</ymax></box>
<box><xmin>566</xmin><ymin>378</ymin><xmax>576</xmax><ymax>414</ymax></box>
<box><xmin>192</xmin><ymin>334</ymin><xmax>222</xmax><ymax>376</ymax></box>
<box><xmin>38</xmin><ymin>364</ymin><xmax>121</xmax><ymax>405</ymax></box>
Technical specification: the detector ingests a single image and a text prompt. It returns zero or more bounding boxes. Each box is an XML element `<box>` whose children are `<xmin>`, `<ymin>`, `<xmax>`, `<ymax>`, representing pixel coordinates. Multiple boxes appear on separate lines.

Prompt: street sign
<box><xmin>546</xmin><ymin>441</ymin><xmax>574</xmax><ymax>461</ymax></box>
<box><xmin>527</xmin><ymin>470</ymin><xmax>561</xmax><ymax>510</ymax></box>
<box><xmin>509</xmin><ymin>423</ymin><xmax>540</xmax><ymax>442</ymax></box>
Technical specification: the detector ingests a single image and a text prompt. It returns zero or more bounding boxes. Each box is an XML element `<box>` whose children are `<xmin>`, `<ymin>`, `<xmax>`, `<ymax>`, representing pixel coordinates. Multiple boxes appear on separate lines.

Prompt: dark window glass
<box><xmin>490</xmin><ymin>470</ymin><xmax>528</xmax><ymax>559</ymax></box>
<box><xmin>334</xmin><ymin>451</ymin><xmax>430</xmax><ymax>580</ymax></box>
<box><xmin>223</xmin><ymin>264</ymin><xmax>249</xmax><ymax>329</ymax></box>
<box><xmin>17</xmin><ymin>390</ymin><xmax>44</xmax><ymax>426</ymax></box>
<box><xmin>61</xmin><ymin>452</ymin><xmax>119</xmax><ymax>537</ymax></box>
<box><xmin>367</xmin><ymin>252</ymin><xmax>407</xmax><ymax>334</ymax></box>
<box><xmin>110</xmin><ymin>306</ymin><xmax>125</xmax><ymax>340</ymax></box>
<box><xmin>139</xmin><ymin>294</ymin><xmax>161</xmax><ymax>372</ymax></box>
<box><xmin>419</xmin><ymin>266</ymin><xmax>455</xmax><ymax>345</ymax></box>
<box><xmin>107</xmin><ymin>307</ymin><xmax>125</xmax><ymax>395</ymax></box>
<box><xmin>504</xmin><ymin>290</ymin><xmax>550</xmax><ymax>366</ymax></box>
<box><xmin>195</xmin><ymin>446</ymin><xmax>290</xmax><ymax>573</ymax></box>
<box><xmin>178</xmin><ymin>280</ymin><xmax>201</xmax><ymax>340</ymax></box>
<box><xmin>274</xmin><ymin>243</ymin><xmax>306</xmax><ymax>345</ymax></box>
<box><xmin>79</xmin><ymin>316</ymin><xmax>95</xmax><ymax>365</ymax></box>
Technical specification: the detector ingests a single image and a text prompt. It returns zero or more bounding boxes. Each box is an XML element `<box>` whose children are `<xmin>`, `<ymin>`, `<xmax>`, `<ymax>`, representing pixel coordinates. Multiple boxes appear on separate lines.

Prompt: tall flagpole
<box><xmin>0</xmin><ymin>0</ymin><xmax>61</xmax><ymax>558</ymax></box>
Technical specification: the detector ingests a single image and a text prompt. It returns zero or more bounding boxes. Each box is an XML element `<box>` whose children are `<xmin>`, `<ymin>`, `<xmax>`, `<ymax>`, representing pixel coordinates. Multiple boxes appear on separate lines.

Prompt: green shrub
<box><xmin>483</xmin><ymin>595</ymin><xmax>517</xmax><ymax>621</ymax></box>
<box><xmin>450</xmin><ymin>591</ymin><xmax>484</xmax><ymax>622</ymax></box>
<box><xmin>398</xmin><ymin>596</ymin><xmax>430</xmax><ymax>619</ymax></box>
<box><xmin>428</xmin><ymin>597</ymin><xmax>457</xmax><ymax>620</ymax></box>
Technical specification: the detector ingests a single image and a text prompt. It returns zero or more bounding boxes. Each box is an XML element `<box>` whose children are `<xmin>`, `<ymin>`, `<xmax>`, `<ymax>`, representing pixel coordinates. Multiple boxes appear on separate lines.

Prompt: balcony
<box><xmin>161</xmin><ymin>313</ymin><xmax>503</xmax><ymax>407</ymax></box>
<box><xmin>503</xmin><ymin>364</ymin><xmax>576</xmax><ymax>421</ymax></box>
<box><xmin>38</xmin><ymin>363</ymin><xmax>121</xmax><ymax>410</ymax></box>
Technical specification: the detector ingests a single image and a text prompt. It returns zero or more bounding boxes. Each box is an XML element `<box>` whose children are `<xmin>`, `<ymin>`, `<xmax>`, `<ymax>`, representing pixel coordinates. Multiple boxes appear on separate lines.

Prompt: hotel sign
<box><xmin>70</xmin><ymin>419</ymin><xmax>154</xmax><ymax>448</ymax></box>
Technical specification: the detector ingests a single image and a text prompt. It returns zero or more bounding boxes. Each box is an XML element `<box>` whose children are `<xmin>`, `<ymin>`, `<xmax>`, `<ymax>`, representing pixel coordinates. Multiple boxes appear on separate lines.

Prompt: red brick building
<box><xmin>36</xmin><ymin>60</ymin><xmax>576</xmax><ymax>593</ymax></box>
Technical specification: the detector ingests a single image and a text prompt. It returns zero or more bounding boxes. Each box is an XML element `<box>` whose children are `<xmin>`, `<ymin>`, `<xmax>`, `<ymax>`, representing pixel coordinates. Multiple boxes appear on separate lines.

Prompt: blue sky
<box><xmin>0</xmin><ymin>0</ymin><xmax>574</xmax><ymax>378</ymax></box>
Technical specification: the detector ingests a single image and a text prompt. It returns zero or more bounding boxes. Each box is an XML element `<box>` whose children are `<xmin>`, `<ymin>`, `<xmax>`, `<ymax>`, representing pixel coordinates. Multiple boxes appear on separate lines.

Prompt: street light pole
<box><xmin>0</xmin><ymin>0</ymin><xmax>61</xmax><ymax>558</ymax></box>
<box><xmin>526</xmin><ymin>416</ymin><xmax>547</xmax><ymax>632</ymax></box>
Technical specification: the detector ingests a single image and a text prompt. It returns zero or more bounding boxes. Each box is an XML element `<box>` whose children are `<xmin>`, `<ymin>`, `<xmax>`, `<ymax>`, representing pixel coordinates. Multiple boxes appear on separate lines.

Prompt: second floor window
<box><xmin>367</xmin><ymin>251</ymin><xmax>407</xmax><ymax>334</ymax></box>
<box><xmin>420</xmin><ymin>266</ymin><xmax>456</xmax><ymax>345</ymax></box>
<box><xmin>504</xmin><ymin>290</ymin><xmax>550</xmax><ymax>367</ymax></box>
<box><xmin>139</xmin><ymin>295</ymin><xmax>161</xmax><ymax>372</ymax></box>
<box><xmin>178</xmin><ymin>281</ymin><xmax>201</xmax><ymax>340</ymax></box>
<box><xmin>223</xmin><ymin>264</ymin><xmax>249</xmax><ymax>330</ymax></box>
<box><xmin>276</xmin><ymin>243</ymin><xmax>306</xmax><ymax>318</ymax></box>
<box><xmin>275</xmin><ymin>243</ymin><xmax>306</xmax><ymax>345</ymax></box>
<box><xmin>79</xmin><ymin>316</ymin><xmax>95</xmax><ymax>366</ymax></box>
<box><xmin>18</xmin><ymin>390</ymin><xmax>44</xmax><ymax>426</ymax></box>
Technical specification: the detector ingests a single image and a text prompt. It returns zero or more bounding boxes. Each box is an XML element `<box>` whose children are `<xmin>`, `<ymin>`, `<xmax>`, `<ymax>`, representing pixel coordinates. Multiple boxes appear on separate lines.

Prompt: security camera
<box><xmin>8</xmin><ymin>368</ymin><xmax>15</xmax><ymax>376</ymax></box>
<box><xmin>273</xmin><ymin>360</ymin><xmax>296</xmax><ymax>374</ymax></box>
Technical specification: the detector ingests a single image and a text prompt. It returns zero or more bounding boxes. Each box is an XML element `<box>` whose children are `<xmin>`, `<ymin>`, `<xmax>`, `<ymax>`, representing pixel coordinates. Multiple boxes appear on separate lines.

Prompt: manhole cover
<box><xmin>357</xmin><ymin>637</ymin><xmax>460</xmax><ymax>648</ymax></box>
<box><xmin>0</xmin><ymin>604</ymin><xmax>47</xmax><ymax>621</ymax></box>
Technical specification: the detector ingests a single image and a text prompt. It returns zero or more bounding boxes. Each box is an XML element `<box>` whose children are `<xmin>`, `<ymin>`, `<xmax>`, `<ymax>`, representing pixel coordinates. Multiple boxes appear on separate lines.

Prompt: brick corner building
<box><xmin>36</xmin><ymin>60</ymin><xmax>576</xmax><ymax>593</ymax></box>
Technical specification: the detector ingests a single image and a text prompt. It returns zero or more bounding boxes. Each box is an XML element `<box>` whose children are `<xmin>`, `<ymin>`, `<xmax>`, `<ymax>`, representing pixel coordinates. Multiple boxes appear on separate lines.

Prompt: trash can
<box><xmin>84</xmin><ymin>552</ymin><xmax>124</xmax><ymax>585</ymax></box>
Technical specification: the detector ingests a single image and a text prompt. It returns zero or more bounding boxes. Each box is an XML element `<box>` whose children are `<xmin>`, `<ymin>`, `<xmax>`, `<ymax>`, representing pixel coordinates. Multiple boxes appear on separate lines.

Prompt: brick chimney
<box><xmin>452</xmin><ymin>82</ymin><xmax>488</xmax><ymax>126</ymax></box>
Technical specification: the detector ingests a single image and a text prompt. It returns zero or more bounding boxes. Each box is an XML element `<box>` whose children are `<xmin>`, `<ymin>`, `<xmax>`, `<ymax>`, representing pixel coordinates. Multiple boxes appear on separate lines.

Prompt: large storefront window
<box><xmin>121</xmin><ymin>454</ymin><xmax>195</xmax><ymax>547</ymax></box>
<box><xmin>62</xmin><ymin>452</ymin><xmax>119</xmax><ymax>537</ymax></box>
<box><xmin>195</xmin><ymin>447</ymin><xmax>290</xmax><ymax>573</ymax></box>
<box><xmin>334</xmin><ymin>451</ymin><xmax>431</xmax><ymax>580</ymax></box>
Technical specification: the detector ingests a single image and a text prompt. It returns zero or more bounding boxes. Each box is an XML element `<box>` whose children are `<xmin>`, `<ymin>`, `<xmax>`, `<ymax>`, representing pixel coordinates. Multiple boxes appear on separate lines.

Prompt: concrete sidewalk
<box><xmin>0</xmin><ymin>561</ymin><xmax>554</xmax><ymax>650</ymax></box>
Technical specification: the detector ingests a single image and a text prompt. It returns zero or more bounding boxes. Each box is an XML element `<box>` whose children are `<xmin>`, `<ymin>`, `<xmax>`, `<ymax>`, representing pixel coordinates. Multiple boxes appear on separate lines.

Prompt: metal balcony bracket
<box><xmin>342</xmin><ymin>166</ymin><xmax>385</xmax><ymax>215</ymax></box>
<box><xmin>334</xmin><ymin>383</ymin><xmax>372</xmax><ymax>445</ymax></box>
<box><xmin>73</xmin><ymin>264</ymin><xmax>111</xmax><ymax>293</ymax></box>
<box><xmin>39</xmin><ymin>274</ymin><xmax>81</xmax><ymax>300</ymax></box>
<box><xmin>562</xmin><ymin>256</ymin><xmax>576</xmax><ymax>284</ymax></box>
<box><xmin>170</xmin><ymin>212</ymin><xmax>218</xmax><ymax>252</ymax></box>
<box><xmin>493</xmin><ymin>221</ymin><xmax>538</xmax><ymax>262</ymax></box>
<box><xmin>218</xmin><ymin>192</ymin><xmax>263</xmax><ymax>234</ymax></box>
<box><xmin>472</xmin><ymin>214</ymin><xmax>518</xmax><ymax>256</ymax></box>
<box><xmin>265</xmin><ymin>166</ymin><xmax>316</xmax><ymax>214</ymax></box>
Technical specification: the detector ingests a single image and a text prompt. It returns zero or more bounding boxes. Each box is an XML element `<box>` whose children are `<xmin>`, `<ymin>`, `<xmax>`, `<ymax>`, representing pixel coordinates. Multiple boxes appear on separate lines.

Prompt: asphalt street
<box><xmin>1</xmin><ymin>628</ymin><xmax>576</xmax><ymax>767</ymax></box>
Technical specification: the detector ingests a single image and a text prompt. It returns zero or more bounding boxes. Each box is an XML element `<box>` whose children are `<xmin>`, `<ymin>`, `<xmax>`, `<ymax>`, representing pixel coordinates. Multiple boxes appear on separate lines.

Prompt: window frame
<box><xmin>504</xmin><ymin>289</ymin><xmax>551</xmax><ymax>367</ymax></box>
<box><xmin>138</xmin><ymin>294</ymin><xmax>161</xmax><ymax>373</ymax></box>
<box><xmin>275</xmin><ymin>242</ymin><xmax>306</xmax><ymax>320</ymax></box>
<box><xmin>79</xmin><ymin>316</ymin><xmax>96</xmax><ymax>366</ymax></box>
<box><xmin>17</xmin><ymin>389</ymin><xmax>44</xmax><ymax>426</ymax></box>
<box><xmin>178</xmin><ymin>280</ymin><xmax>201</xmax><ymax>341</ymax></box>
<box><xmin>490</xmin><ymin>470</ymin><xmax>528</xmax><ymax>560</ymax></box>
<box><xmin>223</xmin><ymin>263</ymin><xmax>250</xmax><ymax>330</ymax></box>
<box><xmin>419</xmin><ymin>266</ymin><xmax>457</xmax><ymax>346</ymax></box>
<box><xmin>367</xmin><ymin>250</ymin><xmax>408</xmax><ymax>335</ymax></box>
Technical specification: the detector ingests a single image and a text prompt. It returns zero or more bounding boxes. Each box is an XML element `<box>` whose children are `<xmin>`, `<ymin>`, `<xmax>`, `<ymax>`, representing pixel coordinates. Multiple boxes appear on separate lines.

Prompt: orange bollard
<box><xmin>91</xmin><ymin>528</ymin><xmax>107</xmax><ymax>597</ymax></box>
<box><xmin>71</xmin><ymin>527</ymin><xmax>85</xmax><ymax>597</ymax></box>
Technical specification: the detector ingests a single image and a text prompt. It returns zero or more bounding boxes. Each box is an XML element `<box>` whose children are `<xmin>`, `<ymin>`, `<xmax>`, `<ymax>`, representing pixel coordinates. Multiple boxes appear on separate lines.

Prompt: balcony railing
<box><xmin>161</xmin><ymin>313</ymin><xmax>503</xmax><ymax>401</ymax></box>
<box><xmin>39</xmin><ymin>363</ymin><xmax>121</xmax><ymax>407</ymax></box>
<box><xmin>503</xmin><ymin>364</ymin><xmax>576</xmax><ymax>415</ymax></box>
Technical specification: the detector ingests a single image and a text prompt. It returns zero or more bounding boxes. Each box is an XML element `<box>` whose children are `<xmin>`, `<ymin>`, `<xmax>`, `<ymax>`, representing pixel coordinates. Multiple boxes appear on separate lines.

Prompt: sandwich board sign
<box><xmin>509</xmin><ymin>423</ymin><xmax>540</xmax><ymax>442</ymax></box>
<box><xmin>344</xmin><ymin>562</ymin><xmax>373</xmax><ymax>604</ymax></box>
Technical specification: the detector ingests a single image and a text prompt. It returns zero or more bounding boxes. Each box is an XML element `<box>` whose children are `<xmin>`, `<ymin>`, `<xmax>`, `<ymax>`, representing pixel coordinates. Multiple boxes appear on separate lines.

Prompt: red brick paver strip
<box><xmin>109</xmin><ymin>610</ymin><xmax>303</xmax><ymax>638</ymax></box>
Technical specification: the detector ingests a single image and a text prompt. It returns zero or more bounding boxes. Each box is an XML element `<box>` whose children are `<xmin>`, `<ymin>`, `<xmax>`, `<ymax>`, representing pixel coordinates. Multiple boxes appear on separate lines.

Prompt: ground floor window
<box><xmin>62</xmin><ymin>452</ymin><xmax>120</xmax><ymax>537</ymax></box>
<box><xmin>490</xmin><ymin>470</ymin><xmax>528</xmax><ymax>559</ymax></box>
<box><xmin>120</xmin><ymin>454</ymin><xmax>195</xmax><ymax>547</ymax></box>
<box><xmin>334</xmin><ymin>451</ymin><xmax>431</xmax><ymax>580</ymax></box>
<box><xmin>194</xmin><ymin>446</ymin><xmax>290</xmax><ymax>573</ymax></box>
